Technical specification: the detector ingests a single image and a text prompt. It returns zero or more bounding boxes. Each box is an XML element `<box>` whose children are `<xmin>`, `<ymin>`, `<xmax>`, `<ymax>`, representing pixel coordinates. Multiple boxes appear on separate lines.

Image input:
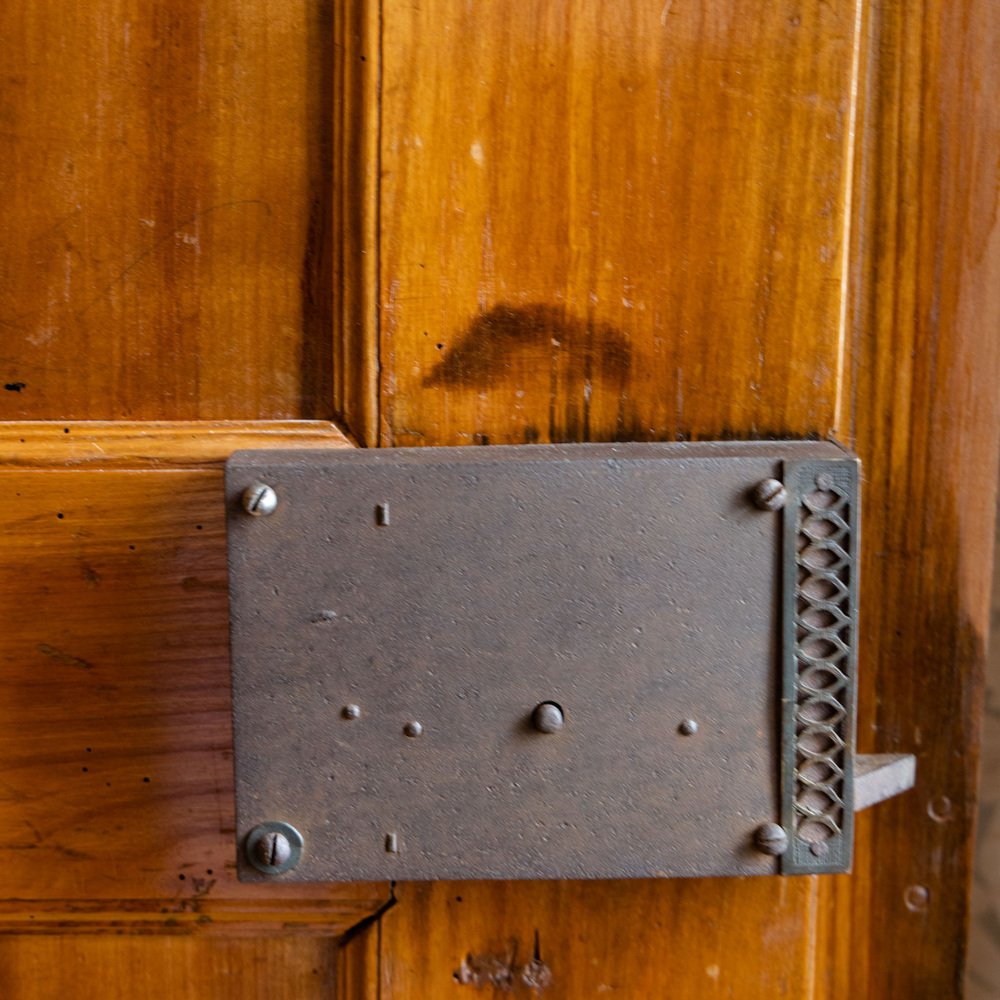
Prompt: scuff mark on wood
<box><xmin>454</xmin><ymin>932</ymin><xmax>552</xmax><ymax>994</ymax></box>
<box><xmin>36</xmin><ymin>643</ymin><xmax>93</xmax><ymax>670</ymax></box>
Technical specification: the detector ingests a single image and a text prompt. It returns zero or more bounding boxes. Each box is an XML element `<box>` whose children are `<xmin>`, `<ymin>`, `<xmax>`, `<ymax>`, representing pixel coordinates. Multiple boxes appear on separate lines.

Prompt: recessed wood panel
<box><xmin>379</xmin><ymin>880</ymin><xmax>818</xmax><ymax>998</ymax></box>
<box><xmin>0</xmin><ymin>1</ymin><xmax>333</xmax><ymax>421</ymax></box>
<box><xmin>378</xmin><ymin>0</ymin><xmax>859</xmax><ymax>446</ymax></box>
<box><xmin>0</xmin><ymin>937</ymin><xmax>339</xmax><ymax>1000</ymax></box>
<box><xmin>0</xmin><ymin>424</ymin><xmax>388</xmax><ymax>934</ymax></box>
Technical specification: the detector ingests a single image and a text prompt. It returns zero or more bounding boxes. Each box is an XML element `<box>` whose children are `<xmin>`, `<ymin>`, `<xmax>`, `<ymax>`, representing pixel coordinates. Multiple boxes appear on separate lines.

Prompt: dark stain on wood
<box><xmin>425</xmin><ymin>303</ymin><xmax>631</xmax><ymax>391</ymax></box>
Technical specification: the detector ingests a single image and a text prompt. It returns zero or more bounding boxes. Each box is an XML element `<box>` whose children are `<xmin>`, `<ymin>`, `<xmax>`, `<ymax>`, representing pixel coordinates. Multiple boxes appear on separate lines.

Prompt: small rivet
<box><xmin>678</xmin><ymin>719</ymin><xmax>699</xmax><ymax>736</ymax></box>
<box><xmin>754</xmin><ymin>822</ymin><xmax>789</xmax><ymax>856</ymax></box>
<box><xmin>376</xmin><ymin>502</ymin><xmax>390</xmax><ymax>526</ymax></box>
<box><xmin>752</xmin><ymin>478</ymin><xmax>787</xmax><ymax>511</ymax></box>
<box><xmin>342</xmin><ymin>704</ymin><xmax>361</xmax><ymax>720</ymax></box>
<box><xmin>242</xmin><ymin>482</ymin><xmax>278</xmax><ymax>517</ymax></box>
<box><xmin>403</xmin><ymin>721</ymin><xmax>423</xmax><ymax>738</ymax></box>
<box><xmin>532</xmin><ymin>702</ymin><xmax>565</xmax><ymax>734</ymax></box>
<box><xmin>904</xmin><ymin>884</ymin><xmax>930</xmax><ymax>912</ymax></box>
<box><xmin>385</xmin><ymin>832</ymin><xmax>399</xmax><ymax>853</ymax></box>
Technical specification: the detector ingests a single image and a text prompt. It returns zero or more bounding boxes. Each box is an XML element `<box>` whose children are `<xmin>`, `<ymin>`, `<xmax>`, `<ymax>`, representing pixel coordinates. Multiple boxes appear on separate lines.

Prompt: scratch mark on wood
<box><xmin>36</xmin><ymin>643</ymin><xmax>94</xmax><ymax>670</ymax></box>
<box><xmin>76</xmin><ymin>200</ymin><xmax>273</xmax><ymax>318</ymax></box>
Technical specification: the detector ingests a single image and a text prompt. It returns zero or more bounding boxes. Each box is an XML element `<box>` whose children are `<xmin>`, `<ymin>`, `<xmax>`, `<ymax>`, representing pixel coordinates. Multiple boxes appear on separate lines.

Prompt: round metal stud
<box><xmin>403</xmin><ymin>721</ymin><xmax>423</xmax><ymax>738</ymax></box>
<box><xmin>753</xmin><ymin>822</ymin><xmax>789</xmax><ymax>857</ymax></box>
<box><xmin>752</xmin><ymin>478</ymin><xmax>787</xmax><ymax>512</ymax></box>
<box><xmin>342</xmin><ymin>704</ymin><xmax>361</xmax><ymax>720</ymax></box>
<box><xmin>242</xmin><ymin>482</ymin><xmax>278</xmax><ymax>517</ymax></box>
<box><xmin>532</xmin><ymin>702</ymin><xmax>565</xmax><ymax>734</ymax></box>
<box><xmin>245</xmin><ymin>821</ymin><xmax>303</xmax><ymax>875</ymax></box>
<box><xmin>678</xmin><ymin>718</ymin><xmax>699</xmax><ymax>736</ymax></box>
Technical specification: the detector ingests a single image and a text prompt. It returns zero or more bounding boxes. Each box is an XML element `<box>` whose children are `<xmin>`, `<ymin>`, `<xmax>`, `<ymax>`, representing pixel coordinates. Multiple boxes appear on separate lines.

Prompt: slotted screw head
<box><xmin>256</xmin><ymin>831</ymin><xmax>291</xmax><ymax>868</ymax></box>
<box><xmin>752</xmin><ymin>478</ymin><xmax>787</xmax><ymax>511</ymax></box>
<box><xmin>244</xmin><ymin>821</ymin><xmax>303</xmax><ymax>875</ymax></box>
<box><xmin>242</xmin><ymin>482</ymin><xmax>278</xmax><ymax>517</ymax></box>
<box><xmin>754</xmin><ymin>822</ymin><xmax>789</xmax><ymax>856</ymax></box>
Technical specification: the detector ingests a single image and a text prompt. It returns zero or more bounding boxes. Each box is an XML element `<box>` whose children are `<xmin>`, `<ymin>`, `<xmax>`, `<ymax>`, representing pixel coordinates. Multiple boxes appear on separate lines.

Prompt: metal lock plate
<box><xmin>227</xmin><ymin>441</ymin><xmax>867</xmax><ymax>881</ymax></box>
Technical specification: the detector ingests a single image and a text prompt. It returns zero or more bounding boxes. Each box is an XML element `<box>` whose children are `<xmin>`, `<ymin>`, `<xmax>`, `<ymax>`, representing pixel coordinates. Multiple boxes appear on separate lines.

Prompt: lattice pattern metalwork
<box><xmin>781</xmin><ymin>458</ymin><xmax>859</xmax><ymax>874</ymax></box>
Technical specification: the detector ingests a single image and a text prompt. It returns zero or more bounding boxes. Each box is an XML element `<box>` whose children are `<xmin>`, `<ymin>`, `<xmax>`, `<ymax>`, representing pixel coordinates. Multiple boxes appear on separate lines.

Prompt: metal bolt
<box><xmin>242</xmin><ymin>482</ymin><xmax>278</xmax><ymax>517</ymax></box>
<box><xmin>255</xmin><ymin>831</ymin><xmax>292</xmax><ymax>868</ymax></box>
<box><xmin>754</xmin><ymin>822</ymin><xmax>789</xmax><ymax>856</ymax></box>
<box><xmin>403</xmin><ymin>721</ymin><xmax>423</xmax><ymax>738</ymax></box>
<box><xmin>678</xmin><ymin>719</ymin><xmax>699</xmax><ymax>736</ymax></box>
<box><xmin>752</xmin><ymin>478</ymin><xmax>787</xmax><ymax>511</ymax></box>
<box><xmin>532</xmin><ymin>702</ymin><xmax>565</xmax><ymax>734</ymax></box>
<box><xmin>342</xmin><ymin>704</ymin><xmax>361</xmax><ymax>720</ymax></box>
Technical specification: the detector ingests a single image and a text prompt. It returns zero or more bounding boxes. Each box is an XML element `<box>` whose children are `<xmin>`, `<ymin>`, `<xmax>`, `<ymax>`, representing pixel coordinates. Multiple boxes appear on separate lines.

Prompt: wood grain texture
<box><xmin>363</xmin><ymin>1</ymin><xmax>1000</xmax><ymax>997</ymax></box>
<box><xmin>381</xmin><ymin>880</ymin><xmax>818</xmax><ymax>999</ymax></box>
<box><xmin>824</xmin><ymin>0</ymin><xmax>1000</xmax><ymax>996</ymax></box>
<box><xmin>333</xmin><ymin>0</ymin><xmax>381</xmax><ymax>446</ymax></box>
<box><xmin>0</xmin><ymin>421</ymin><xmax>351</xmax><ymax>468</ymax></box>
<box><xmin>0</xmin><ymin>936</ymin><xmax>339</xmax><ymax>1000</ymax></box>
<box><xmin>367</xmin><ymin>1</ymin><xmax>863</xmax><ymax>995</ymax></box>
<box><xmin>0</xmin><ymin>0</ymin><xmax>334</xmax><ymax>421</ymax></box>
<box><xmin>0</xmin><ymin>425</ymin><xmax>388</xmax><ymax>935</ymax></box>
<box><xmin>377</xmin><ymin>0</ymin><xmax>859</xmax><ymax>447</ymax></box>
<box><xmin>338</xmin><ymin>919</ymin><xmax>381</xmax><ymax>1000</ymax></box>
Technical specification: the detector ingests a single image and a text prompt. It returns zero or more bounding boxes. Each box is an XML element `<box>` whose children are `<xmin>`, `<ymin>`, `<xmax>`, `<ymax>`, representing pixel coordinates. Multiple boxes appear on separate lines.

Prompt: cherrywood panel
<box><xmin>333</xmin><ymin>0</ymin><xmax>380</xmax><ymax>446</ymax></box>
<box><xmin>338</xmin><ymin>920</ymin><xmax>381</xmax><ymax>1000</ymax></box>
<box><xmin>0</xmin><ymin>421</ymin><xmax>351</xmax><ymax>468</ymax></box>
<box><xmin>0</xmin><ymin>936</ymin><xmax>339</xmax><ymax>1000</ymax></box>
<box><xmin>0</xmin><ymin>424</ymin><xmax>389</xmax><ymax>935</ymax></box>
<box><xmin>378</xmin><ymin>0</ymin><xmax>860</xmax><ymax>447</ymax></box>
<box><xmin>364</xmin><ymin>1</ymin><xmax>1000</xmax><ymax>998</ymax></box>
<box><xmin>0</xmin><ymin>1</ymin><xmax>333</xmax><ymax>421</ymax></box>
<box><xmin>366</xmin><ymin>0</ymin><xmax>865</xmax><ymax>995</ymax></box>
<box><xmin>380</xmin><ymin>880</ymin><xmax>818</xmax><ymax>998</ymax></box>
<box><xmin>823</xmin><ymin>0</ymin><xmax>1000</xmax><ymax>996</ymax></box>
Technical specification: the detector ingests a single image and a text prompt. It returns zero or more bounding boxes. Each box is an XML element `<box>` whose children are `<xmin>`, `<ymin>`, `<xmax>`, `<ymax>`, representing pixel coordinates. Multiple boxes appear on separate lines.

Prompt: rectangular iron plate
<box><xmin>226</xmin><ymin>441</ymin><xmax>858</xmax><ymax>881</ymax></box>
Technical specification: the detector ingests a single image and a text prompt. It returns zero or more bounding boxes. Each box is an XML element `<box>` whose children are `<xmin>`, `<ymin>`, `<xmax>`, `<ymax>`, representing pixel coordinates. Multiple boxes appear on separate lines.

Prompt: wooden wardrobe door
<box><xmin>2</xmin><ymin>1</ymin><xmax>999</xmax><ymax>997</ymax></box>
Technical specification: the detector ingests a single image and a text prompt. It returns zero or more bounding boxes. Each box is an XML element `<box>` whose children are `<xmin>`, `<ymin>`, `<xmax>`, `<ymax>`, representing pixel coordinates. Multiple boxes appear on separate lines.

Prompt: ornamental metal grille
<box><xmin>781</xmin><ymin>459</ymin><xmax>859</xmax><ymax>874</ymax></box>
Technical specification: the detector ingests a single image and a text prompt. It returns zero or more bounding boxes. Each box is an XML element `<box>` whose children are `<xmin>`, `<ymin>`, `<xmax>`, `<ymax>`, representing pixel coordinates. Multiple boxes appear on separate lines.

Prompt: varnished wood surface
<box><xmin>333</xmin><ymin>0</ymin><xmax>380</xmax><ymax>447</ymax></box>
<box><xmin>827</xmin><ymin>0</ymin><xmax>1000</xmax><ymax>995</ymax></box>
<box><xmin>0</xmin><ymin>425</ymin><xmax>387</xmax><ymax>935</ymax></box>
<box><xmin>380</xmin><ymin>880</ymin><xmax>818</xmax><ymax>998</ymax></box>
<box><xmin>338</xmin><ymin>920</ymin><xmax>381</xmax><ymax>1000</ymax></box>
<box><xmin>0</xmin><ymin>1</ymin><xmax>334</xmax><ymax>421</ymax></box>
<box><xmin>364</xmin><ymin>0</ymin><xmax>859</xmax><ymax>995</ymax></box>
<box><xmin>1</xmin><ymin>0</ymin><xmax>997</xmax><ymax>996</ymax></box>
<box><xmin>360</xmin><ymin>1</ymin><xmax>1000</xmax><ymax>998</ymax></box>
<box><xmin>377</xmin><ymin>0</ymin><xmax>859</xmax><ymax>447</ymax></box>
<box><xmin>967</xmin><ymin>490</ymin><xmax>1000</xmax><ymax>997</ymax></box>
<box><xmin>0</xmin><ymin>421</ymin><xmax>351</xmax><ymax>467</ymax></box>
<box><xmin>0</xmin><ymin>937</ymin><xmax>339</xmax><ymax>999</ymax></box>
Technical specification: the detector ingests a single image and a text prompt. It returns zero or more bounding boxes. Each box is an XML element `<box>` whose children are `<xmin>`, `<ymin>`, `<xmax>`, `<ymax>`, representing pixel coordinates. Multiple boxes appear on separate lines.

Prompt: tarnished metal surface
<box><xmin>227</xmin><ymin>441</ymin><xmax>853</xmax><ymax>882</ymax></box>
<box><xmin>780</xmin><ymin>458</ymin><xmax>860</xmax><ymax>874</ymax></box>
